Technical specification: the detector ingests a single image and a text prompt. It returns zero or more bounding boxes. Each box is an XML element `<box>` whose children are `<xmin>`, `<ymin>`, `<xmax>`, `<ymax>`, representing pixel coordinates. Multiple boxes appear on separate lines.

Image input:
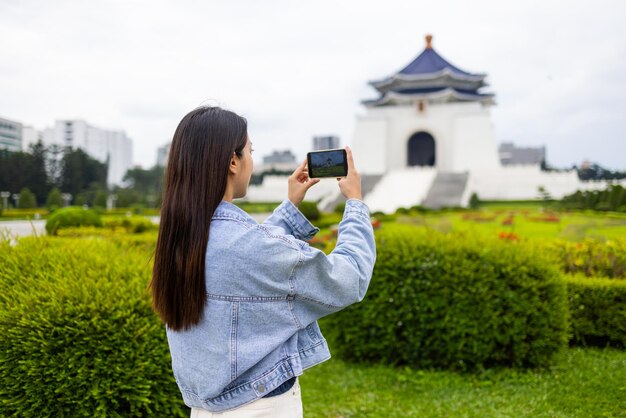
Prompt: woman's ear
<box><xmin>228</xmin><ymin>153</ymin><xmax>239</xmax><ymax>175</ymax></box>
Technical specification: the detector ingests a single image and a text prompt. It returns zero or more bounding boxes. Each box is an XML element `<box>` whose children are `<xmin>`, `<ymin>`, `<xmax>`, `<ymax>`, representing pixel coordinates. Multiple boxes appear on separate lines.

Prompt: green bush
<box><xmin>18</xmin><ymin>188</ymin><xmax>37</xmax><ymax>209</ymax></box>
<box><xmin>565</xmin><ymin>275</ymin><xmax>626</xmax><ymax>348</ymax></box>
<box><xmin>333</xmin><ymin>202</ymin><xmax>346</xmax><ymax>214</ymax></box>
<box><xmin>371</xmin><ymin>211</ymin><xmax>397</xmax><ymax>222</ymax></box>
<box><xmin>103</xmin><ymin>216</ymin><xmax>157</xmax><ymax>233</ymax></box>
<box><xmin>0</xmin><ymin>236</ymin><xmax>186</xmax><ymax>417</ymax></box>
<box><xmin>315</xmin><ymin>213</ymin><xmax>343</xmax><ymax>229</ymax></box>
<box><xmin>469</xmin><ymin>192</ymin><xmax>481</xmax><ymax>209</ymax></box>
<box><xmin>298</xmin><ymin>201</ymin><xmax>320</xmax><ymax>221</ymax></box>
<box><xmin>322</xmin><ymin>225</ymin><xmax>569</xmax><ymax>370</ymax></box>
<box><xmin>46</xmin><ymin>187</ymin><xmax>63</xmax><ymax>211</ymax></box>
<box><xmin>45</xmin><ymin>206</ymin><xmax>103</xmax><ymax>235</ymax></box>
<box><xmin>234</xmin><ymin>201</ymin><xmax>280</xmax><ymax>213</ymax></box>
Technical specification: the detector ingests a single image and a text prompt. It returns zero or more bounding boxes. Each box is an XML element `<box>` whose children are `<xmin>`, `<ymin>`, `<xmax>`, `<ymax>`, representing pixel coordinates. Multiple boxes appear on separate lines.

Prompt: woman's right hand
<box><xmin>338</xmin><ymin>146</ymin><xmax>362</xmax><ymax>200</ymax></box>
<box><xmin>288</xmin><ymin>159</ymin><xmax>320</xmax><ymax>206</ymax></box>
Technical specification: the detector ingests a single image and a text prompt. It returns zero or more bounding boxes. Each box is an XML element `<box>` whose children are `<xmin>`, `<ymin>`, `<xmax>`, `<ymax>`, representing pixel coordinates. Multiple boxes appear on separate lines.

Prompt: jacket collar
<box><xmin>212</xmin><ymin>200</ymin><xmax>257</xmax><ymax>224</ymax></box>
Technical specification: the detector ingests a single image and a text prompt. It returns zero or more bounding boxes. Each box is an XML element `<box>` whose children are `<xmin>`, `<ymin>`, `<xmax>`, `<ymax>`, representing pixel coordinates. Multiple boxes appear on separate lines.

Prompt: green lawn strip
<box><xmin>388</xmin><ymin>210</ymin><xmax>626</xmax><ymax>242</ymax></box>
<box><xmin>300</xmin><ymin>348</ymin><xmax>626</xmax><ymax>417</ymax></box>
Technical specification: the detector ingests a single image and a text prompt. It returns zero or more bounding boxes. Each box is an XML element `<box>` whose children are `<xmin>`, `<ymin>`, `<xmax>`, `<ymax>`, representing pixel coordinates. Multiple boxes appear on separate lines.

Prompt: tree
<box><xmin>26</xmin><ymin>141</ymin><xmax>50</xmax><ymax>205</ymax></box>
<box><xmin>122</xmin><ymin>165</ymin><xmax>164</xmax><ymax>208</ymax></box>
<box><xmin>45</xmin><ymin>187</ymin><xmax>63</xmax><ymax>210</ymax></box>
<box><xmin>0</xmin><ymin>146</ymin><xmax>52</xmax><ymax>206</ymax></box>
<box><xmin>608</xmin><ymin>185</ymin><xmax>625</xmax><ymax>211</ymax></box>
<box><xmin>94</xmin><ymin>190</ymin><xmax>107</xmax><ymax>208</ymax></box>
<box><xmin>469</xmin><ymin>192</ymin><xmax>481</xmax><ymax>209</ymax></box>
<box><xmin>18</xmin><ymin>188</ymin><xmax>37</xmax><ymax>209</ymax></box>
<box><xmin>45</xmin><ymin>144</ymin><xmax>64</xmax><ymax>187</ymax></box>
<box><xmin>60</xmin><ymin>149</ymin><xmax>108</xmax><ymax>197</ymax></box>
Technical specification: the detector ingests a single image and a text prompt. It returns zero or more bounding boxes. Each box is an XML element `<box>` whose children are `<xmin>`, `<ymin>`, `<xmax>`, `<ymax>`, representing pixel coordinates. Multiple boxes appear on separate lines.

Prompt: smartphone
<box><xmin>307</xmin><ymin>148</ymin><xmax>348</xmax><ymax>178</ymax></box>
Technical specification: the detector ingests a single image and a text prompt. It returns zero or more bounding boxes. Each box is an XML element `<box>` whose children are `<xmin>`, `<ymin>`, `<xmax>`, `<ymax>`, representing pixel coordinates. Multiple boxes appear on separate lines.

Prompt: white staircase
<box><xmin>364</xmin><ymin>168</ymin><xmax>437</xmax><ymax>213</ymax></box>
<box><xmin>422</xmin><ymin>172</ymin><xmax>469</xmax><ymax>209</ymax></box>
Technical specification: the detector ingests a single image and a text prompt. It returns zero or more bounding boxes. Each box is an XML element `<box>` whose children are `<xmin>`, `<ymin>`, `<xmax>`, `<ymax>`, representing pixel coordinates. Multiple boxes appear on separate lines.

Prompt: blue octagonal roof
<box><xmin>398</xmin><ymin>44</ymin><xmax>474</xmax><ymax>77</ymax></box>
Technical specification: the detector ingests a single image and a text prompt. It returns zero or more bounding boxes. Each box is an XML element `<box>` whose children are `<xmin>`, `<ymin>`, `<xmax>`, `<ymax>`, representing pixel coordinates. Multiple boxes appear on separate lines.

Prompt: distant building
<box><xmin>157</xmin><ymin>142</ymin><xmax>170</xmax><ymax>167</ymax></box>
<box><xmin>262</xmin><ymin>150</ymin><xmax>296</xmax><ymax>164</ymax></box>
<box><xmin>313</xmin><ymin>135</ymin><xmax>340</xmax><ymax>151</ymax></box>
<box><xmin>0</xmin><ymin>116</ymin><xmax>23</xmax><ymax>152</ymax></box>
<box><xmin>41</xmin><ymin>120</ymin><xmax>133</xmax><ymax>187</ymax></box>
<box><xmin>498</xmin><ymin>142</ymin><xmax>546</xmax><ymax>166</ymax></box>
<box><xmin>22</xmin><ymin>126</ymin><xmax>43</xmax><ymax>151</ymax></box>
<box><xmin>255</xmin><ymin>150</ymin><xmax>298</xmax><ymax>174</ymax></box>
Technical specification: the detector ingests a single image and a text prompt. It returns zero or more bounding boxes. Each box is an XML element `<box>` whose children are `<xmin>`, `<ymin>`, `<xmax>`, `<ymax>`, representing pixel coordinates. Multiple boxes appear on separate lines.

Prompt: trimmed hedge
<box><xmin>103</xmin><ymin>216</ymin><xmax>158</xmax><ymax>233</ymax></box>
<box><xmin>45</xmin><ymin>206</ymin><xmax>103</xmax><ymax>235</ymax></box>
<box><xmin>298</xmin><ymin>201</ymin><xmax>320</xmax><ymax>221</ymax></box>
<box><xmin>565</xmin><ymin>275</ymin><xmax>626</xmax><ymax>347</ymax></box>
<box><xmin>322</xmin><ymin>225</ymin><xmax>569</xmax><ymax>370</ymax></box>
<box><xmin>0</xmin><ymin>237</ymin><xmax>186</xmax><ymax>417</ymax></box>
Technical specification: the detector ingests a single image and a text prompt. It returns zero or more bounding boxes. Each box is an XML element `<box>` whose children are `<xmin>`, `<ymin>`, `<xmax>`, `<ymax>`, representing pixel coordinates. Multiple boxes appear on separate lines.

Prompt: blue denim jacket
<box><xmin>166</xmin><ymin>198</ymin><xmax>376</xmax><ymax>412</ymax></box>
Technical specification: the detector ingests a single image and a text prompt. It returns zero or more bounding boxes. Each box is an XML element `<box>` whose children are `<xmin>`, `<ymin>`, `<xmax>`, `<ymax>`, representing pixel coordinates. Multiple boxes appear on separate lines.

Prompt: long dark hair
<box><xmin>151</xmin><ymin>106</ymin><xmax>248</xmax><ymax>331</ymax></box>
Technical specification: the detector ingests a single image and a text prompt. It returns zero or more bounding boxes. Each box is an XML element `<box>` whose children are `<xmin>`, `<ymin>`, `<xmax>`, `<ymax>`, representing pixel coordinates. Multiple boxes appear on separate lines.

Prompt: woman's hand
<box><xmin>338</xmin><ymin>146</ymin><xmax>362</xmax><ymax>200</ymax></box>
<box><xmin>288</xmin><ymin>158</ymin><xmax>320</xmax><ymax>206</ymax></box>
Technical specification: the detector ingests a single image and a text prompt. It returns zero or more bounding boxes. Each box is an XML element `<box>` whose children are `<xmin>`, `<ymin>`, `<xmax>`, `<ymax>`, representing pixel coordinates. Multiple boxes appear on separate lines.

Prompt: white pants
<box><xmin>190</xmin><ymin>379</ymin><xmax>303</xmax><ymax>418</ymax></box>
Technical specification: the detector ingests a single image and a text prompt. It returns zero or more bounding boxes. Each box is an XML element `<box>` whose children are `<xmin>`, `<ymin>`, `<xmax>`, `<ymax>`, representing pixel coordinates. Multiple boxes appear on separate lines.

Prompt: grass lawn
<box><xmin>392</xmin><ymin>210</ymin><xmax>626</xmax><ymax>241</ymax></box>
<box><xmin>300</xmin><ymin>348</ymin><xmax>626</xmax><ymax>417</ymax></box>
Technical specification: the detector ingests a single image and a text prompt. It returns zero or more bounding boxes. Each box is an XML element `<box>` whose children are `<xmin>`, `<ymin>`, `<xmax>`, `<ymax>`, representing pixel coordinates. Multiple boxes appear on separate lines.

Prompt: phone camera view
<box><xmin>307</xmin><ymin>149</ymin><xmax>348</xmax><ymax>178</ymax></box>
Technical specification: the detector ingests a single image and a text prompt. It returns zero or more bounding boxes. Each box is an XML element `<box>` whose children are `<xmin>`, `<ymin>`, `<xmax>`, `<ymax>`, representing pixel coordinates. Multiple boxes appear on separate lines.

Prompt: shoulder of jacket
<box><xmin>251</xmin><ymin>223</ymin><xmax>305</xmax><ymax>252</ymax></box>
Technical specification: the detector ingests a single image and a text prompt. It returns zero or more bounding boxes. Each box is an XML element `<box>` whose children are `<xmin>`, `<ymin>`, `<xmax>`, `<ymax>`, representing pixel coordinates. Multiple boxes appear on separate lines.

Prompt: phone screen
<box><xmin>307</xmin><ymin>149</ymin><xmax>348</xmax><ymax>178</ymax></box>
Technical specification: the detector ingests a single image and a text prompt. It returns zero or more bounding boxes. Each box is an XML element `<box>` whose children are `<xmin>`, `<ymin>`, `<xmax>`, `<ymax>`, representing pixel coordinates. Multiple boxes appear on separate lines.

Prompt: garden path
<box><xmin>0</xmin><ymin>213</ymin><xmax>272</xmax><ymax>239</ymax></box>
<box><xmin>0</xmin><ymin>220</ymin><xmax>46</xmax><ymax>238</ymax></box>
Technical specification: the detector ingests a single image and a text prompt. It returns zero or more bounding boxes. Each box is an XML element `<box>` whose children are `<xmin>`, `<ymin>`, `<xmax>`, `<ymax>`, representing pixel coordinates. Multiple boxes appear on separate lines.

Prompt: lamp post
<box><xmin>12</xmin><ymin>193</ymin><xmax>20</xmax><ymax>209</ymax></box>
<box><xmin>107</xmin><ymin>194</ymin><xmax>118</xmax><ymax>210</ymax></box>
<box><xmin>0</xmin><ymin>191</ymin><xmax>10</xmax><ymax>210</ymax></box>
<box><xmin>61</xmin><ymin>193</ymin><xmax>72</xmax><ymax>207</ymax></box>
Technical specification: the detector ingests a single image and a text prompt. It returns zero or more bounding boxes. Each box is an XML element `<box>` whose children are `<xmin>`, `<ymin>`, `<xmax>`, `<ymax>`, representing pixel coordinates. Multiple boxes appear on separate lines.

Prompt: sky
<box><xmin>1</xmin><ymin>0</ymin><xmax>625</xmax><ymax>170</ymax></box>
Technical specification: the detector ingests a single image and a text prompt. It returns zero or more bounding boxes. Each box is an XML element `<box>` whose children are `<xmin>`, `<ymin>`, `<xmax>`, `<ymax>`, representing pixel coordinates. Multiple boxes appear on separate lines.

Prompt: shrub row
<box><xmin>1</xmin><ymin>221</ymin><xmax>623</xmax><ymax>415</ymax></box>
<box><xmin>102</xmin><ymin>216</ymin><xmax>158</xmax><ymax>233</ymax></box>
<box><xmin>0</xmin><ymin>237</ymin><xmax>186</xmax><ymax>417</ymax></box>
<box><xmin>322</xmin><ymin>225</ymin><xmax>569</xmax><ymax>370</ymax></box>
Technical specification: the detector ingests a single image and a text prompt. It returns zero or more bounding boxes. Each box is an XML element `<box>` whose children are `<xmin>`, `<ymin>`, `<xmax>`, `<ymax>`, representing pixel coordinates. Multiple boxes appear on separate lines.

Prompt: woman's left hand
<box><xmin>288</xmin><ymin>158</ymin><xmax>320</xmax><ymax>206</ymax></box>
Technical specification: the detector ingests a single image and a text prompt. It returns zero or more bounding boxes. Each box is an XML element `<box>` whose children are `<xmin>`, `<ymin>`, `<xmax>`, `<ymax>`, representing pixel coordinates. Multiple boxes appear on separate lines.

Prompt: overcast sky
<box><xmin>1</xmin><ymin>0</ymin><xmax>625</xmax><ymax>170</ymax></box>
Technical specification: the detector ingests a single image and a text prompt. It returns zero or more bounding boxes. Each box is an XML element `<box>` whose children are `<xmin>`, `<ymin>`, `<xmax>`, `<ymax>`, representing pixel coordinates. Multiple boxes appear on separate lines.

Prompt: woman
<box><xmin>151</xmin><ymin>106</ymin><xmax>376</xmax><ymax>417</ymax></box>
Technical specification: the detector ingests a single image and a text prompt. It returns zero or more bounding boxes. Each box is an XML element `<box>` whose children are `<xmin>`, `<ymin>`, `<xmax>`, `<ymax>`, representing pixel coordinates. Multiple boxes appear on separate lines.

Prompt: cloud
<box><xmin>0</xmin><ymin>0</ymin><xmax>625</xmax><ymax>169</ymax></box>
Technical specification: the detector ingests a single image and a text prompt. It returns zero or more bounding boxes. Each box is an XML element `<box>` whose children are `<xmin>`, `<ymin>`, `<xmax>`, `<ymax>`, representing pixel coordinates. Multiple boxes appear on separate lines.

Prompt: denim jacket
<box><xmin>166</xmin><ymin>198</ymin><xmax>376</xmax><ymax>412</ymax></box>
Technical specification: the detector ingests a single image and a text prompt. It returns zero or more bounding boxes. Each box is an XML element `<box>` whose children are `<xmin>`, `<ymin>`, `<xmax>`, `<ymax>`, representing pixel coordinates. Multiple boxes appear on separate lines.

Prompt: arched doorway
<box><xmin>407</xmin><ymin>132</ymin><xmax>435</xmax><ymax>166</ymax></box>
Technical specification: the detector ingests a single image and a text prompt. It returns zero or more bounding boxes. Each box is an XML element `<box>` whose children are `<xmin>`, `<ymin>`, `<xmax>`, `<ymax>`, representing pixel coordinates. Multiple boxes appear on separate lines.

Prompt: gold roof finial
<box><xmin>425</xmin><ymin>34</ymin><xmax>433</xmax><ymax>49</ymax></box>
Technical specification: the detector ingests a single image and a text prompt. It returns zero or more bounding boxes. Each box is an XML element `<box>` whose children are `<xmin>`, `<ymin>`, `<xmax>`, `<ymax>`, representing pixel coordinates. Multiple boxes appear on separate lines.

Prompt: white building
<box><xmin>313</xmin><ymin>135</ymin><xmax>340</xmax><ymax>151</ymax></box>
<box><xmin>499</xmin><ymin>142</ymin><xmax>546</xmax><ymax>166</ymax></box>
<box><xmin>22</xmin><ymin>126</ymin><xmax>43</xmax><ymax>151</ymax></box>
<box><xmin>156</xmin><ymin>142</ymin><xmax>170</xmax><ymax>167</ymax></box>
<box><xmin>42</xmin><ymin>120</ymin><xmax>133</xmax><ymax>187</ymax></box>
<box><xmin>246</xmin><ymin>35</ymin><xmax>623</xmax><ymax>212</ymax></box>
<box><xmin>349</xmin><ymin>35</ymin><xmax>621</xmax><ymax>212</ymax></box>
<box><xmin>0</xmin><ymin>116</ymin><xmax>22</xmax><ymax>152</ymax></box>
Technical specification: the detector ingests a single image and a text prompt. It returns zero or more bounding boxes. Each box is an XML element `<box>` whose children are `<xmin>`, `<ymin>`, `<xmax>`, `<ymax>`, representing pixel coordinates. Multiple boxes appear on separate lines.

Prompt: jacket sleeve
<box><xmin>262</xmin><ymin>199</ymin><xmax>319</xmax><ymax>241</ymax></box>
<box><xmin>289</xmin><ymin>199</ymin><xmax>376</xmax><ymax>328</ymax></box>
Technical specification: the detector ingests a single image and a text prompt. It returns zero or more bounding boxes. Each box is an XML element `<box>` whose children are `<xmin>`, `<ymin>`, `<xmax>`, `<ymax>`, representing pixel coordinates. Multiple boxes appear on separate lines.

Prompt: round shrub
<box><xmin>322</xmin><ymin>225</ymin><xmax>569</xmax><ymax>370</ymax></box>
<box><xmin>298</xmin><ymin>201</ymin><xmax>320</xmax><ymax>221</ymax></box>
<box><xmin>565</xmin><ymin>275</ymin><xmax>626</xmax><ymax>347</ymax></box>
<box><xmin>333</xmin><ymin>202</ymin><xmax>346</xmax><ymax>214</ymax></box>
<box><xmin>0</xmin><ymin>237</ymin><xmax>187</xmax><ymax>417</ymax></box>
<box><xmin>45</xmin><ymin>206</ymin><xmax>103</xmax><ymax>235</ymax></box>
